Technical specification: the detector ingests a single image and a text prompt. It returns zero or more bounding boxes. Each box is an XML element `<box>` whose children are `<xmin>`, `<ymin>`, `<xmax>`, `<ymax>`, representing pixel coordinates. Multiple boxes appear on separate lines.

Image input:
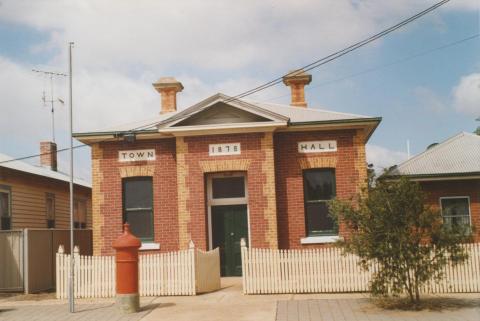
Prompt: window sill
<box><xmin>300</xmin><ymin>236</ymin><xmax>342</xmax><ymax>244</ymax></box>
<box><xmin>139</xmin><ymin>242</ymin><xmax>160</xmax><ymax>251</ymax></box>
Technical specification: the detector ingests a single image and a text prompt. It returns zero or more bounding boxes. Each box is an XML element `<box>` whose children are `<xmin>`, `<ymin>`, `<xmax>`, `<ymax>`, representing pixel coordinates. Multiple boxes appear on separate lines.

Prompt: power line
<box><xmin>222</xmin><ymin>0</ymin><xmax>452</xmax><ymax>104</ymax></box>
<box><xmin>0</xmin><ymin>0</ymin><xmax>455</xmax><ymax>165</ymax></box>
<box><xmin>255</xmin><ymin>33</ymin><xmax>480</xmax><ymax>103</ymax></box>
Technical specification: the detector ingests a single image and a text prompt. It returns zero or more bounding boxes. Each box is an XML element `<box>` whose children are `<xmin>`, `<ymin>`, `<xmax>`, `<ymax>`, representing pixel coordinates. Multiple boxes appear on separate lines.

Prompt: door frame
<box><xmin>206</xmin><ymin>172</ymin><xmax>250</xmax><ymax>250</ymax></box>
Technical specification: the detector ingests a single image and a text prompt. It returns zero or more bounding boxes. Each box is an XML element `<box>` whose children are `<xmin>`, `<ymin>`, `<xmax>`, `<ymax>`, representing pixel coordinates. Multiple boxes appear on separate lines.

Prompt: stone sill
<box><xmin>300</xmin><ymin>236</ymin><xmax>341</xmax><ymax>244</ymax></box>
<box><xmin>139</xmin><ymin>242</ymin><xmax>160</xmax><ymax>251</ymax></box>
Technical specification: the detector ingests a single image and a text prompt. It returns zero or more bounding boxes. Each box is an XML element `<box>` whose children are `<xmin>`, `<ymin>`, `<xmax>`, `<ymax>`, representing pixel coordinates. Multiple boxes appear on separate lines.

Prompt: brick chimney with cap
<box><xmin>282</xmin><ymin>69</ymin><xmax>312</xmax><ymax>108</ymax></box>
<box><xmin>152</xmin><ymin>77</ymin><xmax>184</xmax><ymax>114</ymax></box>
<box><xmin>40</xmin><ymin>141</ymin><xmax>57</xmax><ymax>171</ymax></box>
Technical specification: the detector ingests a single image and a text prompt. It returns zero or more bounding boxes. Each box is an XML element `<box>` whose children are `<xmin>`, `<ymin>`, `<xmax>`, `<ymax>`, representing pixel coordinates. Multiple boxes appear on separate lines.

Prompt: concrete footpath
<box><xmin>0</xmin><ymin>278</ymin><xmax>479</xmax><ymax>321</ymax></box>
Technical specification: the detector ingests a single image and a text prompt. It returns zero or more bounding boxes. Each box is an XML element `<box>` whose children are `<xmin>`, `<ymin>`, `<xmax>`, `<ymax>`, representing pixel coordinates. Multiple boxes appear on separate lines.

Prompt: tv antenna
<box><xmin>32</xmin><ymin>69</ymin><xmax>68</xmax><ymax>143</ymax></box>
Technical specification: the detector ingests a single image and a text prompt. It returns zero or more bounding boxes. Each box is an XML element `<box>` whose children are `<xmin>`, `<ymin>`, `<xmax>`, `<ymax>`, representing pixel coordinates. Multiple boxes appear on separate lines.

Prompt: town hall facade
<box><xmin>74</xmin><ymin>70</ymin><xmax>381</xmax><ymax>276</ymax></box>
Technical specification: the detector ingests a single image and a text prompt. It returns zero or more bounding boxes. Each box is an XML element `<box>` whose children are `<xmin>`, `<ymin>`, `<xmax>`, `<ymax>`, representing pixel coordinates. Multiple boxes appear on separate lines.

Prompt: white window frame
<box><xmin>439</xmin><ymin>196</ymin><xmax>472</xmax><ymax>226</ymax></box>
<box><xmin>206</xmin><ymin>172</ymin><xmax>250</xmax><ymax>250</ymax></box>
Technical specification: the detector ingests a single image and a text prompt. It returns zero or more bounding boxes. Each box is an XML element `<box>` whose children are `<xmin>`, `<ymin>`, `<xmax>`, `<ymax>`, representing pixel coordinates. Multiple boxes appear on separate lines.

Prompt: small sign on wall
<box><xmin>298</xmin><ymin>140</ymin><xmax>337</xmax><ymax>153</ymax></box>
<box><xmin>119</xmin><ymin>149</ymin><xmax>156</xmax><ymax>162</ymax></box>
<box><xmin>209</xmin><ymin>143</ymin><xmax>241</xmax><ymax>156</ymax></box>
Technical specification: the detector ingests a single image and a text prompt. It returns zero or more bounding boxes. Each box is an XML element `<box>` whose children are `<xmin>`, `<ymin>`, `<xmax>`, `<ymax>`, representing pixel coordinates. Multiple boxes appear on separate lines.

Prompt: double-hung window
<box><xmin>123</xmin><ymin>177</ymin><xmax>154</xmax><ymax>241</ymax></box>
<box><xmin>303</xmin><ymin>169</ymin><xmax>337</xmax><ymax>236</ymax></box>
<box><xmin>74</xmin><ymin>199</ymin><xmax>87</xmax><ymax>229</ymax></box>
<box><xmin>46</xmin><ymin>193</ymin><xmax>55</xmax><ymax>228</ymax></box>
<box><xmin>0</xmin><ymin>187</ymin><xmax>11</xmax><ymax>230</ymax></box>
<box><xmin>440</xmin><ymin>197</ymin><xmax>471</xmax><ymax>227</ymax></box>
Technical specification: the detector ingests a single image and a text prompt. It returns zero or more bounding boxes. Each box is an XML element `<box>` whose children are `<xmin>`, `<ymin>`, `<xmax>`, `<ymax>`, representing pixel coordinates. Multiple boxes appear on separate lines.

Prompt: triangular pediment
<box><xmin>173</xmin><ymin>102</ymin><xmax>271</xmax><ymax>126</ymax></box>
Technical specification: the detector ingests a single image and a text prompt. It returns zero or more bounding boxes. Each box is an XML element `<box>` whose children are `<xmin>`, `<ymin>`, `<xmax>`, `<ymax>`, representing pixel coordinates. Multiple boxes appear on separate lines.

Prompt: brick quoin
<box><xmin>93</xmin><ymin>139</ymin><xmax>178</xmax><ymax>256</ymax></box>
<box><xmin>274</xmin><ymin>129</ymin><xmax>365</xmax><ymax>249</ymax></box>
<box><xmin>91</xmin><ymin>129</ymin><xmax>368</xmax><ymax>254</ymax></box>
<box><xmin>181</xmin><ymin>133</ymin><xmax>274</xmax><ymax>250</ymax></box>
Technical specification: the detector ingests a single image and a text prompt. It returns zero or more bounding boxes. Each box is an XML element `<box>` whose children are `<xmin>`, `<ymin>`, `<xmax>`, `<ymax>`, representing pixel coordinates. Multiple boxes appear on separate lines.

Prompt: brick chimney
<box><xmin>282</xmin><ymin>69</ymin><xmax>312</xmax><ymax>108</ymax></box>
<box><xmin>152</xmin><ymin>77</ymin><xmax>184</xmax><ymax>114</ymax></box>
<box><xmin>40</xmin><ymin>141</ymin><xmax>57</xmax><ymax>171</ymax></box>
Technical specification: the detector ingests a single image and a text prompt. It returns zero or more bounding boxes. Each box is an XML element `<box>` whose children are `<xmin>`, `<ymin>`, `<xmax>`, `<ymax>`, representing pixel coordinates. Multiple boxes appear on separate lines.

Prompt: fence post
<box><xmin>240</xmin><ymin>238</ymin><xmax>247</xmax><ymax>294</ymax></box>
<box><xmin>73</xmin><ymin>246</ymin><xmax>80</xmax><ymax>298</ymax></box>
<box><xmin>56</xmin><ymin>245</ymin><xmax>64</xmax><ymax>299</ymax></box>
<box><xmin>189</xmin><ymin>240</ymin><xmax>196</xmax><ymax>295</ymax></box>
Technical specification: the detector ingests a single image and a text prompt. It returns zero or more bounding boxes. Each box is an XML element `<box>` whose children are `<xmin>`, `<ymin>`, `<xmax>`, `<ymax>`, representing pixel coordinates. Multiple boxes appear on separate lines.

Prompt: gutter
<box><xmin>382</xmin><ymin>172</ymin><xmax>480</xmax><ymax>181</ymax></box>
<box><xmin>290</xmin><ymin>117</ymin><xmax>382</xmax><ymax>142</ymax></box>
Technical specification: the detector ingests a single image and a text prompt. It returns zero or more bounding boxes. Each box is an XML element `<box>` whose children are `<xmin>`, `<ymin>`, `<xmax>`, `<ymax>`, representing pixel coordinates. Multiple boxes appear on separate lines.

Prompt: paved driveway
<box><xmin>276</xmin><ymin>298</ymin><xmax>480</xmax><ymax>321</ymax></box>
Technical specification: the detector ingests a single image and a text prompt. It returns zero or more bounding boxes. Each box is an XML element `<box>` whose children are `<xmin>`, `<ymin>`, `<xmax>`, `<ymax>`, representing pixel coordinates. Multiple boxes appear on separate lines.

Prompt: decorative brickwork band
<box><xmin>176</xmin><ymin>137</ymin><xmax>191</xmax><ymax>249</ymax></box>
<box><xmin>261</xmin><ymin>133</ymin><xmax>278</xmax><ymax>249</ymax></box>
<box><xmin>297</xmin><ymin>157</ymin><xmax>337</xmax><ymax>170</ymax></box>
<box><xmin>91</xmin><ymin>144</ymin><xmax>105</xmax><ymax>255</ymax></box>
<box><xmin>199</xmin><ymin>159</ymin><xmax>251</xmax><ymax>173</ymax></box>
<box><xmin>119</xmin><ymin>165</ymin><xmax>155</xmax><ymax>178</ymax></box>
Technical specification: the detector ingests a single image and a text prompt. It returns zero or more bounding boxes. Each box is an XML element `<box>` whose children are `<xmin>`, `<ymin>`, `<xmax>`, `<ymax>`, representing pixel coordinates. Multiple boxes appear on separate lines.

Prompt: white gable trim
<box><xmin>158</xmin><ymin>121</ymin><xmax>287</xmax><ymax>136</ymax></box>
<box><xmin>156</xmin><ymin>94</ymin><xmax>289</xmax><ymax>130</ymax></box>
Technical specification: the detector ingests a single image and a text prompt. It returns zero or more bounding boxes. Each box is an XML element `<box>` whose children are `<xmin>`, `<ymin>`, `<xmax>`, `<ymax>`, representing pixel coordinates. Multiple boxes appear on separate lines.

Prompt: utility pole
<box><xmin>68</xmin><ymin>42</ymin><xmax>75</xmax><ymax>314</ymax></box>
<box><xmin>32</xmin><ymin>69</ymin><xmax>67</xmax><ymax>143</ymax></box>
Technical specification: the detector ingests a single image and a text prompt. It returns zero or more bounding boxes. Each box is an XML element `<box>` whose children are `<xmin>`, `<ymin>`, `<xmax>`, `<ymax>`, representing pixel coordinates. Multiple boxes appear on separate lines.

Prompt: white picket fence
<box><xmin>56</xmin><ymin>241</ymin><xmax>220</xmax><ymax>298</ymax></box>
<box><xmin>241</xmin><ymin>241</ymin><xmax>480</xmax><ymax>294</ymax></box>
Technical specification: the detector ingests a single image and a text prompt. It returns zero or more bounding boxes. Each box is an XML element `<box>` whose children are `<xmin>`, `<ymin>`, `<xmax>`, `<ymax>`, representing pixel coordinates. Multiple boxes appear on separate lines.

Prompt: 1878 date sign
<box><xmin>209</xmin><ymin>143</ymin><xmax>241</xmax><ymax>156</ymax></box>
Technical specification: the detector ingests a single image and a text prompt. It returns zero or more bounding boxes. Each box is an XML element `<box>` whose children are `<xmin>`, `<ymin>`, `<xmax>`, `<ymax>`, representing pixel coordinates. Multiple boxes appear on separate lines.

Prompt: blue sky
<box><xmin>0</xmin><ymin>0</ymin><xmax>478</xmax><ymax>180</ymax></box>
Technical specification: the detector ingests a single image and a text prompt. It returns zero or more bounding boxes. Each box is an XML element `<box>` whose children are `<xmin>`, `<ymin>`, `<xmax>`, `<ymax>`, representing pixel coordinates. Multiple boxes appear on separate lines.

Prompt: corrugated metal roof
<box><xmin>388</xmin><ymin>132</ymin><xmax>480</xmax><ymax>177</ymax></box>
<box><xmin>0</xmin><ymin>153</ymin><xmax>91</xmax><ymax>188</ymax></box>
<box><xmin>247</xmin><ymin>100</ymin><xmax>372</xmax><ymax>123</ymax></box>
<box><xmin>75</xmin><ymin>93</ymin><xmax>376</xmax><ymax>136</ymax></box>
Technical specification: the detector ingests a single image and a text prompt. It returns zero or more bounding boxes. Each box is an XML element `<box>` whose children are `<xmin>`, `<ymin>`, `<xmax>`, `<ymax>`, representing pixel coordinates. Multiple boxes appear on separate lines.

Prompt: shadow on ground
<box><xmin>372</xmin><ymin>296</ymin><xmax>480</xmax><ymax>311</ymax></box>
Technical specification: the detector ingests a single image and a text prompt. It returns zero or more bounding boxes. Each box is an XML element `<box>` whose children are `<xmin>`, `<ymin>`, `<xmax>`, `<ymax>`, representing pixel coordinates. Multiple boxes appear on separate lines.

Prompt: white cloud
<box><xmin>413</xmin><ymin>86</ymin><xmax>446</xmax><ymax>113</ymax></box>
<box><xmin>366</xmin><ymin>144</ymin><xmax>408</xmax><ymax>174</ymax></box>
<box><xmin>453</xmin><ymin>73</ymin><xmax>480</xmax><ymax>117</ymax></box>
<box><xmin>0</xmin><ymin>0</ymin><xmax>465</xmax><ymax>74</ymax></box>
<box><xmin>0</xmin><ymin>0</ymin><xmax>476</xmax><ymax>181</ymax></box>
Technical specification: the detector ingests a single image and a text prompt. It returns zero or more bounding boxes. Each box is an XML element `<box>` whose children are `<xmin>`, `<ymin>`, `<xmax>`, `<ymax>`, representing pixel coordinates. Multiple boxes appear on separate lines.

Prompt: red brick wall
<box><xmin>274</xmin><ymin>129</ymin><xmax>365</xmax><ymax>249</ymax></box>
<box><xmin>94</xmin><ymin>139</ymin><xmax>178</xmax><ymax>255</ymax></box>
<box><xmin>92</xmin><ymin>129</ymin><xmax>368</xmax><ymax>254</ymax></box>
<box><xmin>421</xmin><ymin>179</ymin><xmax>480</xmax><ymax>242</ymax></box>
<box><xmin>181</xmin><ymin>133</ymin><xmax>273</xmax><ymax>250</ymax></box>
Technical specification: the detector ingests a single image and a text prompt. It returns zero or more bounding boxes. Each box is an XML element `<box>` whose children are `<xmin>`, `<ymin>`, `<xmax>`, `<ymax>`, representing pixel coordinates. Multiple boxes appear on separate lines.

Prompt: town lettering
<box><xmin>297</xmin><ymin>141</ymin><xmax>337</xmax><ymax>153</ymax></box>
<box><xmin>118</xmin><ymin>149</ymin><xmax>156</xmax><ymax>162</ymax></box>
<box><xmin>209</xmin><ymin>143</ymin><xmax>241</xmax><ymax>156</ymax></box>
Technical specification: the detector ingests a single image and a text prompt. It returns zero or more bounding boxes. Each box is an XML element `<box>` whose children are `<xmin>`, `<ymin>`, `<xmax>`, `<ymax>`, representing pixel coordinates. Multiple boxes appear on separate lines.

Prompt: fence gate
<box><xmin>0</xmin><ymin>230</ymin><xmax>24</xmax><ymax>291</ymax></box>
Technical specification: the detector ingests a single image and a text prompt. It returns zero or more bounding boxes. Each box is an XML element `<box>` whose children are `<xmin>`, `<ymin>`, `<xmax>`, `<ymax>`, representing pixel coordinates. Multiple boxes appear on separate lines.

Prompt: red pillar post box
<box><xmin>112</xmin><ymin>223</ymin><xmax>141</xmax><ymax>313</ymax></box>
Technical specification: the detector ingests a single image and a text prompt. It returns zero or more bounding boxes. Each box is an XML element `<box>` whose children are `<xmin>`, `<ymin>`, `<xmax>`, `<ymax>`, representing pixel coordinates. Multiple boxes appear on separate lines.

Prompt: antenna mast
<box><xmin>32</xmin><ymin>69</ymin><xmax>67</xmax><ymax>142</ymax></box>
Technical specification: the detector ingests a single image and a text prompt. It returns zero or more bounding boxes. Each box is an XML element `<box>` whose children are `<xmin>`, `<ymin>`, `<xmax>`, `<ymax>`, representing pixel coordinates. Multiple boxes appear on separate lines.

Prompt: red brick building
<box><xmin>74</xmin><ymin>70</ymin><xmax>380</xmax><ymax>276</ymax></box>
<box><xmin>387</xmin><ymin>132</ymin><xmax>480</xmax><ymax>242</ymax></box>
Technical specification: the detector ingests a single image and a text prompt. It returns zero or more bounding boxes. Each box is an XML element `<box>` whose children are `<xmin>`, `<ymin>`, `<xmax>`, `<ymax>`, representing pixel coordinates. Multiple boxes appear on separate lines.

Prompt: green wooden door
<box><xmin>212</xmin><ymin>205</ymin><xmax>248</xmax><ymax>276</ymax></box>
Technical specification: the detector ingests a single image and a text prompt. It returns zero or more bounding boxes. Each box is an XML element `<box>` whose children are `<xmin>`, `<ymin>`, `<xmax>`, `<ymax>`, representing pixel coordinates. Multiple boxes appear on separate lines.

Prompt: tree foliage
<box><xmin>329</xmin><ymin>177</ymin><xmax>472</xmax><ymax>303</ymax></box>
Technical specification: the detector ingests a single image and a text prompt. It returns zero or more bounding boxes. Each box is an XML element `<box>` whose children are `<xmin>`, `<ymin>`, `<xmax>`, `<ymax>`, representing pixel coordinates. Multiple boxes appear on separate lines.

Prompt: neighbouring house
<box><xmin>73</xmin><ymin>70</ymin><xmax>381</xmax><ymax>276</ymax></box>
<box><xmin>0</xmin><ymin>142</ymin><xmax>92</xmax><ymax>230</ymax></box>
<box><xmin>386</xmin><ymin>132</ymin><xmax>480</xmax><ymax>242</ymax></box>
